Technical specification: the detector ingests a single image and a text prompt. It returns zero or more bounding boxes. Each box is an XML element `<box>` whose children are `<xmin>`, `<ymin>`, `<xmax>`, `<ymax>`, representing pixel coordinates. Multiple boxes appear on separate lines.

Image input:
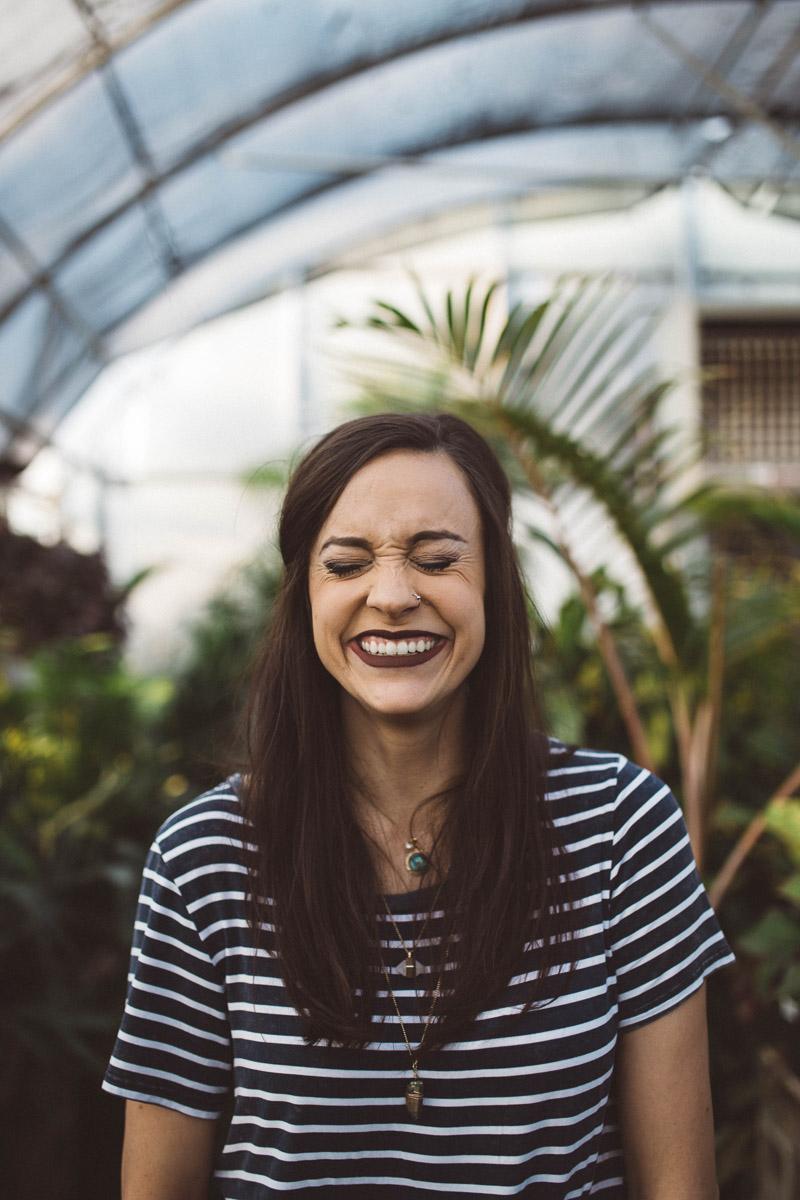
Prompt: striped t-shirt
<box><xmin>103</xmin><ymin>742</ymin><xmax>734</xmax><ymax>1197</ymax></box>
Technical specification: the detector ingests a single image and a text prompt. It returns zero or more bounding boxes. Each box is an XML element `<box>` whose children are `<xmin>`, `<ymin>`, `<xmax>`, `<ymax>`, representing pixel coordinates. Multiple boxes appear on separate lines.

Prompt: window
<box><xmin>701</xmin><ymin>320</ymin><xmax>800</xmax><ymax>466</ymax></box>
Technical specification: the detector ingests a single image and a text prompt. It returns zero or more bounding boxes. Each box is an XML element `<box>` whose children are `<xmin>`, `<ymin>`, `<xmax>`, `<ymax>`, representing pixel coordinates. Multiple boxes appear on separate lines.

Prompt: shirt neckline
<box><xmin>380</xmin><ymin>878</ymin><xmax>448</xmax><ymax>914</ymax></box>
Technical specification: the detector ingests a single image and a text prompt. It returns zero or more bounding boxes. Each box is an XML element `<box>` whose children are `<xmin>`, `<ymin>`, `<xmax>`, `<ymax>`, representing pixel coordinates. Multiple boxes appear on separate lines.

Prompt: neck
<box><xmin>344</xmin><ymin>694</ymin><xmax>466</xmax><ymax>828</ymax></box>
<box><xmin>342</xmin><ymin>695</ymin><xmax>466</xmax><ymax>891</ymax></box>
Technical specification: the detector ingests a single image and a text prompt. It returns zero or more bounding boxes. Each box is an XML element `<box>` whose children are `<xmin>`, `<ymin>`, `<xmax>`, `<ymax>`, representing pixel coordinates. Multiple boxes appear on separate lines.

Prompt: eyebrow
<box><xmin>319</xmin><ymin>529</ymin><xmax>466</xmax><ymax>554</ymax></box>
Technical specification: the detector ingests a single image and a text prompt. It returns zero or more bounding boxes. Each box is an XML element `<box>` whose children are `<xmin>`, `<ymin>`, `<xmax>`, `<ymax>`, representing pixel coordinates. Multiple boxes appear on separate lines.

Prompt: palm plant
<box><xmin>335</xmin><ymin>275</ymin><xmax>800</xmax><ymax>887</ymax></box>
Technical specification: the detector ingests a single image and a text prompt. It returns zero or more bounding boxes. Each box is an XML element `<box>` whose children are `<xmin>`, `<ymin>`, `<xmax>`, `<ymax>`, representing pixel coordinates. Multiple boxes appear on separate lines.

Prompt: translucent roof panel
<box><xmin>1</xmin><ymin>0</ymin><xmax>798</xmax><ymax>474</ymax></box>
<box><xmin>0</xmin><ymin>73</ymin><xmax>146</xmax><ymax>264</ymax></box>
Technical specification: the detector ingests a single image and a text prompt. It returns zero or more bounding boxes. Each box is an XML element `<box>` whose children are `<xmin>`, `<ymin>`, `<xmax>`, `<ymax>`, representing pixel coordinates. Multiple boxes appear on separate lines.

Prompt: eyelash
<box><xmin>323</xmin><ymin>558</ymin><xmax>456</xmax><ymax>578</ymax></box>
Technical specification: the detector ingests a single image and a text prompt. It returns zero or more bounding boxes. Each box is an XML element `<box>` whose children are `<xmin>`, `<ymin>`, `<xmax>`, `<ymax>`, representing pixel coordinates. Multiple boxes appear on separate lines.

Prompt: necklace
<box><xmin>382</xmin><ymin>878</ymin><xmax>442</xmax><ymax>978</ymax></box>
<box><xmin>378</xmin><ymin>881</ymin><xmax>447</xmax><ymax>1119</ymax></box>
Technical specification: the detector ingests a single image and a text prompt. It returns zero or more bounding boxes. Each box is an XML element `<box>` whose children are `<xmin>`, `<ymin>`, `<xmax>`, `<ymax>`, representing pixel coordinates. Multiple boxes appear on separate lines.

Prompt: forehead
<box><xmin>314</xmin><ymin>450</ymin><xmax>480</xmax><ymax>546</ymax></box>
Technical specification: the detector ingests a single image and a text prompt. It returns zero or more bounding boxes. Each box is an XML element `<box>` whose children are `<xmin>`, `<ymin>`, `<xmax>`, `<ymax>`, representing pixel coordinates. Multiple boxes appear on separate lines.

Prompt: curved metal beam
<box><xmin>637</xmin><ymin>7</ymin><xmax>800</xmax><ymax>164</ymax></box>
<box><xmin>70</xmin><ymin>0</ymin><xmax>182</xmax><ymax>275</ymax></box>
<box><xmin>0</xmin><ymin>0</ymin><xmax>201</xmax><ymax>143</ymax></box>
<box><xmin>1</xmin><ymin>0</ymin><xmax>796</xmax><ymax>333</ymax></box>
<box><xmin>0</xmin><ymin>0</ymin><xmax>770</xmax><ymax>281</ymax></box>
<box><xmin>2</xmin><ymin>0</ymin><xmax>753</xmax><ymax>144</ymax></box>
<box><xmin>3</xmin><ymin>98</ymin><xmax>797</xmax><ymax>330</ymax></box>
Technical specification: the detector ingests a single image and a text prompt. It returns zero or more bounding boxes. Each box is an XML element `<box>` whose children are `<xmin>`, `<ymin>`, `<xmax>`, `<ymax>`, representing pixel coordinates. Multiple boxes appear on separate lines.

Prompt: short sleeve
<box><xmin>609</xmin><ymin>759</ymin><xmax>734</xmax><ymax>1029</ymax></box>
<box><xmin>102</xmin><ymin>838</ymin><xmax>232</xmax><ymax>1118</ymax></box>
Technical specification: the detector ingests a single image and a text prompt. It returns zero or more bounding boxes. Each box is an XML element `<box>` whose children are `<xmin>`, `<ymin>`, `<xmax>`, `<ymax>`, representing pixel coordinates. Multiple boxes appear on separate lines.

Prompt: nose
<box><xmin>365</xmin><ymin>564</ymin><xmax>419</xmax><ymax>618</ymax></box>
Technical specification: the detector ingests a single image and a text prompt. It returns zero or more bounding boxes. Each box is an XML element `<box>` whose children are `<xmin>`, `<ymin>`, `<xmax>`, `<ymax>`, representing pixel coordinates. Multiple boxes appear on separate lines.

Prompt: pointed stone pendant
<box><xmin>400</xmin><ymin>953</ymin><xmax>426</xmax><ymax>978</ymax></box>
<box><xmin>405</xmin><ymin>1077</ymin><xmax>423</xmax><ymax>1118</ymax></box>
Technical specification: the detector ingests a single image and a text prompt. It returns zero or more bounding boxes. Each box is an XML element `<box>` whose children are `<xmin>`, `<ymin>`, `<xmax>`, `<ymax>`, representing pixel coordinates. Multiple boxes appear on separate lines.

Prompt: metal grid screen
<box><xmin>701</xmin><ymin>320</ymin><xmax>800</xmax><ymax>465</ymax></box>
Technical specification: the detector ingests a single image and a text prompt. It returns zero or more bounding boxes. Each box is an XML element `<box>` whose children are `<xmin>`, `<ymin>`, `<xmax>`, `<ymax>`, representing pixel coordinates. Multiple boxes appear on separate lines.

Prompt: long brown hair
<box><xmin>241</xmin><ymin>411</ymin><xmax>572</xmax><ymax>1048</ymax></box>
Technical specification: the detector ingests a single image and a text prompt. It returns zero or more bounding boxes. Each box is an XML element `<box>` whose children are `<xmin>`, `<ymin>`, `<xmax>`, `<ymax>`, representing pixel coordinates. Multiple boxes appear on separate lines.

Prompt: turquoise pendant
<box><xmin>405</xmin><ymin>839</ymin><xmax>430</xmax><ymax>874</ymax></box>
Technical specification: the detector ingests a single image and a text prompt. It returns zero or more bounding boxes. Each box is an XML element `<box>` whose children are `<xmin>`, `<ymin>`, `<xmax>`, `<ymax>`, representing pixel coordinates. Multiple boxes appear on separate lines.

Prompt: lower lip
<box><xmin>348</xmin><ymin>638</ymin><xmax>448</xmax><ymax>669</ymax></box>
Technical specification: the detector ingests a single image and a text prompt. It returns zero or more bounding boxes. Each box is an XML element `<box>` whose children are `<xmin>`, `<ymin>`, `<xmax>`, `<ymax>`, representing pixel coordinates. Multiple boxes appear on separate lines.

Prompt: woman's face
<box><xmin>308</xmin><ymin>450</ymin><xmax>486</xmax><ymax>722</ymax></box>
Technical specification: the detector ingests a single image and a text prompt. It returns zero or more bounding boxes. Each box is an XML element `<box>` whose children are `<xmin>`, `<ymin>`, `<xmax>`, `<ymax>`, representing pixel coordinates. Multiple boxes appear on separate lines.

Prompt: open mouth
<box><xmin>348</xmin><ymin>631</ymin><xmax>448</xmax><ymax>669</ymax></box>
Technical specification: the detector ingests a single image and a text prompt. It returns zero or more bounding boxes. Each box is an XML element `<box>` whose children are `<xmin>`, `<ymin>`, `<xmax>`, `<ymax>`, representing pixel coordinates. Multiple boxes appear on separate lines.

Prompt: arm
<box><xmin>616</xmin><ymin>984</ymin><xmax>719</xmax><ymax>1200</ymax></box>
<box><xmin>121</xmin><ymin>1100</ymin><xmax>218</xmax><ymax>1200</ymax></box>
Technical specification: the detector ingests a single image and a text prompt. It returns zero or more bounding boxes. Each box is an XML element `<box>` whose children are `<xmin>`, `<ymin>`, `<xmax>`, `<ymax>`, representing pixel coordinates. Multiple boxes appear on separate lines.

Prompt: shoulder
<box><xmin>544</xmin><ymin>737</ymin><xmax>624</xmax><ymax>821</ymax></box>
<box><xmin>544</xmin><ymin>738</ymin><xmax>679</xmax><ymax>837</ymax></box>
<box><xmin>151</xmin><ymin>774</ymin><xmax>252</xmax><ymax>885</ymax></box>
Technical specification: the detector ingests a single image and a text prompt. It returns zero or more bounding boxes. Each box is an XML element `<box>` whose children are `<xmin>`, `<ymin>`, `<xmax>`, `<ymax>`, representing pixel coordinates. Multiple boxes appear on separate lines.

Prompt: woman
<box><xmin>104</xmin><ymin>411</ymin><xmax>733</xmax><ymax>1198</ymax></box>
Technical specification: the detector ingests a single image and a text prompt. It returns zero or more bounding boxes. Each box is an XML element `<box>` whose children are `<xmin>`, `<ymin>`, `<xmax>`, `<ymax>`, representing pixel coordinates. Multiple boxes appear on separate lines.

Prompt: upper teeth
<box><xmin>358</xmin><ymin>637</ymin><xmax>438</xmax><ymax>657</ymax></box>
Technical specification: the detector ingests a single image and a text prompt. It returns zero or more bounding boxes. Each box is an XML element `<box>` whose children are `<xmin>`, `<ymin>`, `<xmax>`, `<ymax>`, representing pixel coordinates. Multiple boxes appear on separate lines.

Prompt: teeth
<box><xmin>358</xmin><ymin>636</ymin><xmax>438</xmax><ymax>658</ymax></box>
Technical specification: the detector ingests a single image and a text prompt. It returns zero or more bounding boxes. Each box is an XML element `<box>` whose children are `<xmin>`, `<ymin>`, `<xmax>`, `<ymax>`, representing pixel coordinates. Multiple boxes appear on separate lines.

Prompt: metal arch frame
<box><xmin>0</xmin><ymin>0</ymin><xmax>764</xmax><ymax>143</ymax></box>
<box><xmin>637</xmin><ymin>6</ymin><xmax>800</xmax><ymax>165</ymax></box>
<box><xmin>1</xmin><ymin>100</ymin><xmax>797</xmax><ymax>328</ymax></box>
<box><xmin>0</xmin><ymin>0</ymin><xmax>201</xmax><ymax>144</ymax></box>
<box><xmin>0</xmin><ymin>0</ymin><xmax>797</xmax><ymax>452</ymax></box>
<box><xmin>70</xmin><ymin>0</ymin><xmax>183</xmax><ymax>278</ymax></box>
<box><xmin>0</xmin><ymin>176</ymin><xmax>660</xmax><ymax>469</ymax></box>
<box><xmin>680</xmin><ymin>1</ymin><xmax>772</xmax><ymax>113</ymax></box>
<box><xmin>1</xmin><ymin>0</ymin><xmax>794</xmax><ymax>243</ymax></box>
<box><xmin>741</xmin><ymin>22</ymin><xmax>800</xmax><ymax>203</ymax></box>
<box><xmin>636</xmin><ymin>3</ymin><xmax>800</xmax><ymax>190</ymax></box>
<box><xmin>0</xmin><ymin>0</ymin><xmax>570</xmax><ymax>343</ymax></box>
<box><xmin>0</xmin><ymin>0</ymin><xmax>797</xmax><ymax>330</ymax></box>
<box><xmin>1</xmin><ymin>106</ymin><xmax>798</xmax><ymax>376</ymax></box>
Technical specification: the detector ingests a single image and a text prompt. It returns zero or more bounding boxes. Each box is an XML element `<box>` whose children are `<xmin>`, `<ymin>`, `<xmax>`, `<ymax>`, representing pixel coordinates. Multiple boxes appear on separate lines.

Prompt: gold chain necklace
<box><xmin>378</xmin><ymin>880</ymin><xmax>447</xmax><ymax>1119</ymax></box>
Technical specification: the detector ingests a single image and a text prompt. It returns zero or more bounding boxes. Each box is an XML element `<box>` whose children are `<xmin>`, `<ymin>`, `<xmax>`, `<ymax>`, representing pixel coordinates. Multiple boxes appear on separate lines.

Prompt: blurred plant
<box><xmin>0</xmin><ymin>538</ymin><xmax>280</xmax><ymax>1199</ymax></box>
<box><xmin>337</xmin><ymin>275</ymin><xmax>800</xmax><ymax>863</ymax></box>
<box><xmin>0</xmin><ymin>518</ymin><xmax>156</xmax><ymax>653</ymax></box>
<box><xmin>0</xmin><ymin>635</ymin><xmax>178</xmax><ymax>1199</ymax></box>
<box><xmin>162</xmin><ymin>555</ymin><xmax>281</xmax><ymax>792</ymax></box>
<box><xmin>531</xmin><ymin>571</ymin><xmax>800</xmax><ymax>1195</ymax></box>
<box><xmin>337</xmin><ymin>275</ymin><xmax>800</xmax><ymax>1198</ymax></box>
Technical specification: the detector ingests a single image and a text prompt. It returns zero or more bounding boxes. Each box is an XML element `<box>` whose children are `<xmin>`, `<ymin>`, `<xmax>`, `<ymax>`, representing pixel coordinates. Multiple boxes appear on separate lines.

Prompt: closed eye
<box><xmin>323</xmin><ymin>561</ymin><xmax>368</xmax><ymax>577</ymax></box>
<box><xmin>414</xmin><ymin>558</ymin><xmax>456</xmax><ymax>573</ymax></box>
<box><xmin>322</xmin><ymin>556</ymin><xmax>457</xmax><ymax>578</ymax></box>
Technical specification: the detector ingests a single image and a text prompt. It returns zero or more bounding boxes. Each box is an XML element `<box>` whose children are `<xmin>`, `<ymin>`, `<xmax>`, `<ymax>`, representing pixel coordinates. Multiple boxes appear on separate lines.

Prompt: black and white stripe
<box><xmin>103</xmin><ymin>743</ymin><xmax>733</xmax><ymax>1197</ymax></box>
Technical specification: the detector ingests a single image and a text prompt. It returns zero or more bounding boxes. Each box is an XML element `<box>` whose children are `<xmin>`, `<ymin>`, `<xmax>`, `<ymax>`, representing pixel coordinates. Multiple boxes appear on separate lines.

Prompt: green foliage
<box><xmin>536</xmin><ymin>576</ymin><xmax>800</xmax><ymax>1196</ymax></box>
<box><xmin>0</xmin><ymin>548</ymin><xmax>281</xmax><ymax>1199</ymax></box>
<box><xmin>339</xmin><ymin>273</ymin><xmax>800</xmax><ymax>1199</ymax></box>
<box><xmin>163</xmin><ymin>556</ymin><xmax>281</xmax><ymax>792</ymax></box>
<box><xmin>534</xmin><ymin>570</ymin><xmax>674</xmax><ymax>770</ymax></box>
<box><xmin>3</xmin><ymin>275</ymin><xmax>797</xmax><ymax>1198</ymax></box>
<box><xmin>0</xmin><ymin>638</ymin><xmax>178</xmax><ymax>1198</ymax></box>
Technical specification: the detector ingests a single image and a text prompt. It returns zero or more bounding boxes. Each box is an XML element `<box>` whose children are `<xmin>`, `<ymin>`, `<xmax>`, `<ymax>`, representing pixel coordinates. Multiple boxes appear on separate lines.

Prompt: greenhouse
<box><xmin>1</xmin><ymin>3</ymin><xmax>799</xmax><ymax>1198</ymax></box>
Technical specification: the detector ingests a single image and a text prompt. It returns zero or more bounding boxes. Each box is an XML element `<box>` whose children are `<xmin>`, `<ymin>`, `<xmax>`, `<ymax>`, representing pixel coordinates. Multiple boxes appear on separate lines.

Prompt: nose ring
<box><xmin>411</xmin><ymin>592</ymin><xmax>422</xmax><ymax>603</ymax></box>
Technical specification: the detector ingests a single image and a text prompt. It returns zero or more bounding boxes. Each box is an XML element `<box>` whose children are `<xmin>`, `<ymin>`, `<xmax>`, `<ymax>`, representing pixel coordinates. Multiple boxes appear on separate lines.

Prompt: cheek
<box><xmin>472</xmin><ymin>612</ymin><xmax>486</xmax><ymax>659</ymax></box>
<box><xmin>309</xmin><ymin>591</ymin><xmax>346</xmax><ymax>657</ymax></box>
<box><xmin>453</xmin><ymin>590</ymin><xmax>485</xmax><ymax>654</ymax></box>
<box><xmin>308</xmin><ymin>588</ymin><xmax>329</xmax><ymax>652</ymax></box>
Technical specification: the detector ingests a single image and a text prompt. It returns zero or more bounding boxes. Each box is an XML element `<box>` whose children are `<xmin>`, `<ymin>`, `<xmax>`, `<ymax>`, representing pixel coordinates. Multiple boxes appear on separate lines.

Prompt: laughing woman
<box><xmin>103</xmin><ymin>411</ymin><xmax>733</xmax><ymax>1199</ymax></box>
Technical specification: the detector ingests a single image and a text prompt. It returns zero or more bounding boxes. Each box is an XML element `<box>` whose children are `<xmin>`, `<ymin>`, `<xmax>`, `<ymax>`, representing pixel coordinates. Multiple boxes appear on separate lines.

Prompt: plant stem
<box><xmin>709</xmin><ymin>761</ymin><xmax>800</xmax><ymax>909</ymax></box>
<box><xmin>499</xmin><ymin>418</ymin><xmax>656</xmax><ymax>774</ymax></box>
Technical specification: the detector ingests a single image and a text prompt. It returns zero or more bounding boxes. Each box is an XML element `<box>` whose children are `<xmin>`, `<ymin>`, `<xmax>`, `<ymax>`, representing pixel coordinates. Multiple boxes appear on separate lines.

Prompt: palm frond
<box><xmin>493</xmin><ymin>403</ymin><xmax>693</xmax><ymax>650</ymax></box>
<box><xmin>338</xmin><ymin>275</ymin><xmax>713</xmax><ymax>658</ymax></box>
<box><xmin>467</xmin><ymin>279</ymin><xmax>501</xmax><ymax>371</ymax></box>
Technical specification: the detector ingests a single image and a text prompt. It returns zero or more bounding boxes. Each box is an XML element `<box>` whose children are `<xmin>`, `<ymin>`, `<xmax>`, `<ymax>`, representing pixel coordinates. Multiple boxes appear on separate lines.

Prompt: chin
<box><xmin>357</xmin><ymin>687</ymin><xmax>457</xmax><ymax>721</ymax></box>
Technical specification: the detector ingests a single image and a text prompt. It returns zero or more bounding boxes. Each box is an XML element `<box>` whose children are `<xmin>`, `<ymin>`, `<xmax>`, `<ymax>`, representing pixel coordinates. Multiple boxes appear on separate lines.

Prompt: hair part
<box><xmin>240</xmin><ymin>411</ymin><xmax>573</xmax><ymax>1049</ymax></box>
